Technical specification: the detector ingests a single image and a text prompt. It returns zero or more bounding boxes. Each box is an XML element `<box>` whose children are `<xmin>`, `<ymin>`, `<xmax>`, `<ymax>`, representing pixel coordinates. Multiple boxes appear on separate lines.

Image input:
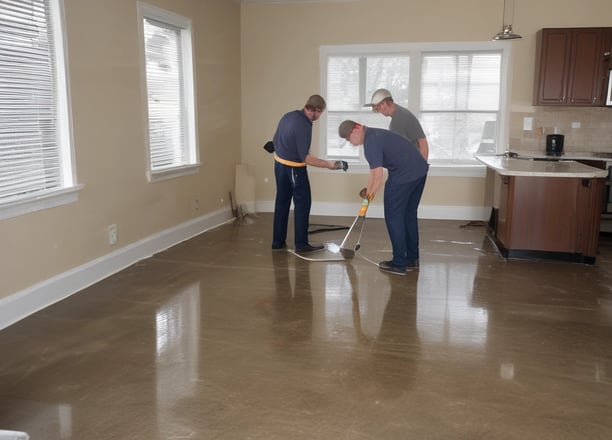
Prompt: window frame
<box><xmin>137</xmin><ymin>2</ymin><xmax>199</xmax><ymax>183</ymax></box>
<box><xmin>0</xmin><ymin>0</ymin><xmax>80</xmax><ymax>221</ymax></box>
<box><xmin>319</xmin><ymin>41</ymin><xmax>514</xmax><ymax>177</ymax></box>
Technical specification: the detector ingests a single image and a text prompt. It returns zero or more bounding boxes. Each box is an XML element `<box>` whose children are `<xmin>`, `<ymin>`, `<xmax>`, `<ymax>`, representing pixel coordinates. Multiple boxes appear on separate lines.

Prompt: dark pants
<box><xmin>383</xmin><ymin>175</ymin><xmax>427</xmax><ymax>267</ymax></box>
<box><xmin>272</xmin><ymin>162</ymin><xmax>311</xmax><ymax>248</ymax></box>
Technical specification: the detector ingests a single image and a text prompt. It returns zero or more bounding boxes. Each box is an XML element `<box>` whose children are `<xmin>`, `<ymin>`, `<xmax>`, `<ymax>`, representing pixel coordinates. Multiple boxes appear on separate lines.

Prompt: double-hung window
<box><xmin>321</xmin><ymin>42</ymin><xmax>512</xmax><ymax>175</ymax></box>
<box><xmin>0</xmin><ymin>0</ymin><xmax>76</xmax><ymax>220</ymax></box>
<box><xmin>137</xmin><ymin>3</ymin><xmax>198</xmax><ymax>182</ymax></box>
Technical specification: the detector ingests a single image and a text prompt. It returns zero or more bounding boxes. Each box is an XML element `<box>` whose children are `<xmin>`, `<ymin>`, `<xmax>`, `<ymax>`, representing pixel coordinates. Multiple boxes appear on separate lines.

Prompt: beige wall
<box><xmin>241</xmin><ymin>0</ymin><xmax>612</xmax><ymax>211</ymax></box>
<box><xmin>0</xmin><ymin>0</ymin><xmax>241</xmax><ymax>299</ymax></box>
<box><xmin>2</xmin><ymin>0</ymin><xmax>612</xmax><ymax>308</ymax></box>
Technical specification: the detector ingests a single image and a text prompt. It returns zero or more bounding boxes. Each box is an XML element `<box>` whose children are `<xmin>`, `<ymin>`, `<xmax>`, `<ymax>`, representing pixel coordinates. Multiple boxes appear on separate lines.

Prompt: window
<box><xmin>138</xmin><ymin>3</ymin><xmax>198</xmax><ymax>181</ymax></box>
<box><xmin>321</xmin><ymin>42</ymin><xmax>512</xmax><ymax>174</ymax></box>
<box><xmin>0</xmin><ymin>0</ymin><xmax>77</xmax><ymax>220</ymax></box>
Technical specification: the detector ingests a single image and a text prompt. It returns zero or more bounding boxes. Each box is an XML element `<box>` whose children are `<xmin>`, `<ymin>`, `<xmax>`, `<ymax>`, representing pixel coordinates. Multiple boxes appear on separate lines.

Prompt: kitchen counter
<box><xmin>475</xmin><ymin>154</ymin><xmax>609</xmax><ymax>178</ymax></box>
<box><xmin>477</xmin><ymin>153</ymin><xmax>606</xmax><ymax>264</ymax></box>
<box><xmin>506</xmin><ymin>150</ymin><xmax>612</xmax><ymax>161</ymax></box>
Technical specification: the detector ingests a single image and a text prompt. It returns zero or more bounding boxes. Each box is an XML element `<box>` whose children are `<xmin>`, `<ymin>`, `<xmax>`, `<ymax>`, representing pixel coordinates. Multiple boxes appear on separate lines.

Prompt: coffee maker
<box><xmin>546</xmin><ymin>134</ymin><xmax>564</xmax><ymax>156</ymax></box>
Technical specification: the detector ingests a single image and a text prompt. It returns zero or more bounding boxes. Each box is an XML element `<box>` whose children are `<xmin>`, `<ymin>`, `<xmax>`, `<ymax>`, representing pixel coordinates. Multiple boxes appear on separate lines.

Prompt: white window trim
<box><xmin>319</xmin><ymin>41</ymin><xmax>514</xmax><ymax>177</ymax></box>
<box><xmin>0</xmin><ymin>184</ymin><xmax>84</xmax><ymax>221</ymax></box>
<box><xmin>0</xmin><ymin>0</ymin><xmax>78</xmax><ymax>221</ymax></box>
<box><xmin>137</xmin><ymin>2</ymin><xmax>200</xmax><ymax>183</ymax></box>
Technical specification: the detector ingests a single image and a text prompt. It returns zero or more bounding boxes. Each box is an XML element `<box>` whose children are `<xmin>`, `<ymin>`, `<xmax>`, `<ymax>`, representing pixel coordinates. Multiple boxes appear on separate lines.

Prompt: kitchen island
<box><xmin>476</xmin><ymin>154</ymin><xmax>608</xmax><ymax>264</ymax></box>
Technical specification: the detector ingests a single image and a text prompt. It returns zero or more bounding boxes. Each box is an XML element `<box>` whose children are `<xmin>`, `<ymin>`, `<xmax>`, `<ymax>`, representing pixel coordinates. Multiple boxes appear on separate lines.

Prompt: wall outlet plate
<box><xmin>108</xmin><ymin>224</ymin><xmax>118</xmax><ymax>245</ymax></box>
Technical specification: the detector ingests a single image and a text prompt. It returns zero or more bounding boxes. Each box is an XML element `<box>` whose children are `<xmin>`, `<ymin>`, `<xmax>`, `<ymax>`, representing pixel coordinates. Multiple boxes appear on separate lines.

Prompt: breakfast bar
<box><xmin>476</xmin><ymin>154</ymin><xmax>609</xmax><ymax>264</ymax></box>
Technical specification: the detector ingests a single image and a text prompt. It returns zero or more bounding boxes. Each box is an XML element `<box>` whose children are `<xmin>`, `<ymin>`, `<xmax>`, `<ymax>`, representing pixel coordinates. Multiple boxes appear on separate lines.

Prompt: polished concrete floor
<box><xmin>1</xmin><ymin>214</ymin><xmax>612</xmax><ymax>439</ymax></box>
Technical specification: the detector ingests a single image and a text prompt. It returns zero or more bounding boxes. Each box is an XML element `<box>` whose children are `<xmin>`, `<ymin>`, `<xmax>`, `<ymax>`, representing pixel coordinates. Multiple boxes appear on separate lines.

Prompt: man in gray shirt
<box><xmin>366</xmin><ymin>88</ymin><xmax>429</xmax><ymax>160</ymax></box>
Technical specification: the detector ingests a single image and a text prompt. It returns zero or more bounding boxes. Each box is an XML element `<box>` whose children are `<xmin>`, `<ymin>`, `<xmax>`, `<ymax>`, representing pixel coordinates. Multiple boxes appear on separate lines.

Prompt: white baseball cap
<box><xmin>364</xmin><ymin>88</ymin><xmax>392</xmax><ymax>107</ymax></box>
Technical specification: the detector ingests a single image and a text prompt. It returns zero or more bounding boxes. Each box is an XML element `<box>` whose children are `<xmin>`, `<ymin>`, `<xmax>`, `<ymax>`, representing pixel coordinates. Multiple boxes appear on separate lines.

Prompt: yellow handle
<box><xmin>358</xmin><ymin>199</ymin><xmax>369</xmax><ymax>216</ymax></box>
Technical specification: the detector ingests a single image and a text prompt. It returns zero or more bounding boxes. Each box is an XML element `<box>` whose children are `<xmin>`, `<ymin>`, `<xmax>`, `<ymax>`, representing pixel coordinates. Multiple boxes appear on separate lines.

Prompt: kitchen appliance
<box><xmin>546</xmin><ymin>134</ymin><xmax>564</xmax><ymax>155</ymax></box>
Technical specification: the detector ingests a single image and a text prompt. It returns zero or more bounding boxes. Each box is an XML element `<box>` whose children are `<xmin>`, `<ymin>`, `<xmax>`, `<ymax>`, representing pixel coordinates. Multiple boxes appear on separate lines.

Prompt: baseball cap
<box><xmin>364</xmin><ymin>88</ymin><xmax>392</xmax><ymax>107</ymax></box>
<box><xmin>338</xmin><ymin>120</ymin><xmax>357</xmax><ymax>139</ymax></box>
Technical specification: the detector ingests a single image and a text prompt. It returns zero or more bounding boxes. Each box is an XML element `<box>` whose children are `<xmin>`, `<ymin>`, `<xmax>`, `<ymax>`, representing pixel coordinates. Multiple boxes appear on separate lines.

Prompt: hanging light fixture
<box><xmin>492</xmin><ymin>0</ymin><xmax>522</xmax><ymax>40</ymax></box>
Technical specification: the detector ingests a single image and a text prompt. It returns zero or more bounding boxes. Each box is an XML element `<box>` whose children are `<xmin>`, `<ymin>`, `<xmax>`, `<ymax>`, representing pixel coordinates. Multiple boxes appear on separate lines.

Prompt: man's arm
<box><xmin>417</xmin><ymin>138</ymin><xmax>429</xmax><ymax>161</ymax></box>
<box><xmin>305</xmin><ymin>153</ymin><xmax>337</xmax><ymax>169</ymax></box>
<box><xmin>366</xmin><ymin>167</ymin><xmax>384</xmax><ymax>199</ymax></box>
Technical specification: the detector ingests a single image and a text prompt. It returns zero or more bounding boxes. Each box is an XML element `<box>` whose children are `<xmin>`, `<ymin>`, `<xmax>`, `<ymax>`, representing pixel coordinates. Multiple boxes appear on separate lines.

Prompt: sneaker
<box><xmin>378</xmin><ymin>260</ymin><xmax>407</xmax><ymax>276</ymax></box>
<box><xmin>295</xmin><ymin>244</ymin><xmax>324</xmax><ymax>253</ymax></box>
<box><xmin>406</xmin><ymin>260</ymin><xmax>419</xmax><ymax>270</ymax></box>
<box><xmin>271</xmin><ymin>241</ymin><xmax>287</xmax><ymax>250</ymax></box>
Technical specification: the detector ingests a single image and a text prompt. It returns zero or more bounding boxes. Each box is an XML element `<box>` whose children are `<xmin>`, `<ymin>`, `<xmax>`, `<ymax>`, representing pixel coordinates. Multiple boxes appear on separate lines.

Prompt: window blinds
<box><xmin>143</xmin><ymin>18</ymin><xmax>187</xmax><ymax>171</ymax></box>
<box><xmin>0</xmin><ymin>0</ymin><xmax>62</xmax><ymax>201</ymax></box>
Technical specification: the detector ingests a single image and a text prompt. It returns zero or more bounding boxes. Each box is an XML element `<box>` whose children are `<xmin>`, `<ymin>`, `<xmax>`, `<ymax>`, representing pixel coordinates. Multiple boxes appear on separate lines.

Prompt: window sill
<box><xmin>0</xmin><ymin>184</ymin><xmax>85</xmax><ymax>221</ymax></box>
<box><xmin>311</xmin><ymin>162</ymin><xmax>486</xmax><ymax>178</ymax></box>
<box><xmin>148</xmin><ymin>163</ymin><xmax>200</xmax><ymax>183</ymax></box>
<box><xmin>427</xmin><ymin>163</ymin><xmax>486</xmax><ymax>178</ymax></box>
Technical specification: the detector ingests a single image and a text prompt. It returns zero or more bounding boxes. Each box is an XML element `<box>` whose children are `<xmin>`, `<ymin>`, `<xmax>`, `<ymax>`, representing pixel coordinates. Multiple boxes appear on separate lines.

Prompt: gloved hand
<box><xmin>334</xmin><ymin>160</ymin><xmax>348</xmax><ymax>171</ymax></box>
<box><xmin>359</xmin><ymin>187</ymin><xmax>374</xmax><ymax>201</ymax></box>
<box><xmin>263</xmin><ymin>141</ymin><xmax>274</xmax><ymax>153</ymax></box>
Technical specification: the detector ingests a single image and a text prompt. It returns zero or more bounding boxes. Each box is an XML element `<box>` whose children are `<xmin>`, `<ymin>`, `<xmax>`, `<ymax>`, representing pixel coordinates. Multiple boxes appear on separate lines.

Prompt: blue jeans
<box><xmin>272</xmin><ymin>162</ymin><xmax>311</xmax><ymax>248</ymax></box>
<box><xmin>383</xmin><ymin>175</ymin><xmax>427</xmax><ymax>267</ymax></box>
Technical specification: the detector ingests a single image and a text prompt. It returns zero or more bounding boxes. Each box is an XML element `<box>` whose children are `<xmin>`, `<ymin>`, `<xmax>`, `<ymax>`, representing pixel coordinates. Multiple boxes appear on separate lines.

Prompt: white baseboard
<box><xmin>0</xmin><ymin>208</ymin><xmax>234</xmax><ymax>331</ymax></box>
<box><xmin>256</xmin><ymin>200</ymin><xmax>490</xmax><ymax>221</ymax></box>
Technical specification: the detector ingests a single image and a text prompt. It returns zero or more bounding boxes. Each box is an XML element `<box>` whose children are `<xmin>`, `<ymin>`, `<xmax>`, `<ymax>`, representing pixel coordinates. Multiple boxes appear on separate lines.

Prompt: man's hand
<box><xmin>334</xmin><ymin>160</ymin><xmax>349</xmax><ymax>171</ymax></box>
<box><xmin>359</xmin><ymin>187</ymin><xmax>373</xmax><ymax>201</ymax></box>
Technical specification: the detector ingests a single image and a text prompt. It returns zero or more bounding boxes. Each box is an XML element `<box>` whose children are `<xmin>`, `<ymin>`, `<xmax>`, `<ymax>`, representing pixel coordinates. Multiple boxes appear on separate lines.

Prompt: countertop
<box><xmin>475</xmin><ymin>154</ymin><xmax>609</xmax><ymax>178</ymax></box>
<box><xmin>505</xmin><ymin>150</ymin><xmax>612</xmax><ymax>161</ymax></box>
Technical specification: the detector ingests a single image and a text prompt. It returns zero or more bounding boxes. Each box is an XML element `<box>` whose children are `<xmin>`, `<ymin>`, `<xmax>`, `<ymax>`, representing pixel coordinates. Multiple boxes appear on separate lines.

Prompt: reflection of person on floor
<box><xmin>270</xmin><ymin>252</ymin><xmax>313</xmax><ymax>349</ymax></box>
<box><xmin>349</xmin><ymin>273</ymin><xmax>420</xmax><ymax>400</ymax></box>
<box><xmin>371</xmin><ymin>277</ymin><xmax>420</xmax><ymax>398</ymax></box>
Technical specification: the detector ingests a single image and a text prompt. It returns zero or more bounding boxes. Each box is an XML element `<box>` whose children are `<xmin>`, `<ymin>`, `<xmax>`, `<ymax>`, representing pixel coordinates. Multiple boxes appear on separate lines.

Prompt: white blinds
<box><xmin>421</xmin><ymin>52</ymin><xmax>502</xmax><ymax>111</ymax></box>
<box><xmin>0</xmin><ymin>0</ymin><xmax>62</xmax><ymax>201</ymax></box>
<box><xmin>143</xmin><ymin>18</ymin><xmax>187</xmax><ymax>171</ymax></box>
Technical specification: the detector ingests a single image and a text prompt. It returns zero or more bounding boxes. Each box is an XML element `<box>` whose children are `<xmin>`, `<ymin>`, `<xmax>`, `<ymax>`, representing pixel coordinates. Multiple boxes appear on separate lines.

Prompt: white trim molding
<box><xmin>256</xmin><ymin>200</ymin><xmax>490</xmax><ymax>221</ymax></box>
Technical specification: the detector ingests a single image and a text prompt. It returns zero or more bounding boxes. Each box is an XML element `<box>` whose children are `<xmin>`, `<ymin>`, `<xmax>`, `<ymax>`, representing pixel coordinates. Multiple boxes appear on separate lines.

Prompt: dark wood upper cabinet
<box><xmin>534</xmin><ymin>27</ymin><xmax>612</xmax><ymax>106</ymax></box>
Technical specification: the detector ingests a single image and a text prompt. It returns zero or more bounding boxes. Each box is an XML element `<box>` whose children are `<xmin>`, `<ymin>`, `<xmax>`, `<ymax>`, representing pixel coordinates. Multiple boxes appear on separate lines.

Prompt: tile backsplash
<box><xmin>511</xmin><ymin>107</ymin><xmax>612</xmax><ymax>153</ymax></box>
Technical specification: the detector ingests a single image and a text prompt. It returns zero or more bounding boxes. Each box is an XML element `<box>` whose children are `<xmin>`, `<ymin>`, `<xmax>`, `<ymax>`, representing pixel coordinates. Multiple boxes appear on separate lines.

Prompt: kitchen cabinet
<box><xmin>476</xmin><ymin>155</ymin><xmax>608</xmax><ymax>264</ymax></box>
<box><xmin>496</xmin><ymin>175</ymin><xmax>604</xmax><ymax>262</ymax></box>
<box><xmin>534</xmin><ymin>27</ymin><xmax>612</xmax><ymax>106</ymax></box>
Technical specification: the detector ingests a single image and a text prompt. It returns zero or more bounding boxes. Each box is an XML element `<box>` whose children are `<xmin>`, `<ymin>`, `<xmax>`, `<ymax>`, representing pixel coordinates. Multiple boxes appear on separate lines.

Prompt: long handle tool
<box><xmin>339</xmin><ymin>199</ymin><xmax>370</xmax><ymax>259</ymax></box>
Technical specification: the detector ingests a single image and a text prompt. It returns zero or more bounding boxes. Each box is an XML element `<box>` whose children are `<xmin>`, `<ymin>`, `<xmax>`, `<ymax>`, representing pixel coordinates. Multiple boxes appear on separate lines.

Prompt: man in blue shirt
<box><xmin>339</xmin><ymin>120</ymin><xmax>428</xmax><ymax>275</ymax></box>
<box><xmin>272</xmin><ymin>95</ymin><xmax>347</xmax><ymax>252</ymax></box>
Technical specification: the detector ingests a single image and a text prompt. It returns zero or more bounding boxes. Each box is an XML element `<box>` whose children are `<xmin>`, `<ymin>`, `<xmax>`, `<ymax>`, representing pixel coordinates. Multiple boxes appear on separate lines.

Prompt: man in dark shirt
<box><xmin>272</xmin><ymin>95</ymin><xmax>347</xmax><ymax>252</ymax></box>
<box><xmin>339</xmin><ymin>120</ymin><xmax>428</xmax><ymax>275</ymax></box>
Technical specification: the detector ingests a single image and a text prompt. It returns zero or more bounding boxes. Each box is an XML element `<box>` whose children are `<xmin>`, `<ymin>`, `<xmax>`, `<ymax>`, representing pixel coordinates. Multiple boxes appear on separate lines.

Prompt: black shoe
<box><xmin>406</xmin><ymin>260</ymin><xmax>420</xmax><ymax>270</ymax></box>
<box><xmin>295</xmin><ymin>244</ymin><xmax>324</xmax><ymax>253</ymax></box>
<box><xmin>271</xmin><ymin>241</ymin><xmax>287</xmax><ymax>250</ymax></box>
<box><xmin>378</xmin><ymin>260</ymin><xmax>407</xmax><ymax>276</ymax></box>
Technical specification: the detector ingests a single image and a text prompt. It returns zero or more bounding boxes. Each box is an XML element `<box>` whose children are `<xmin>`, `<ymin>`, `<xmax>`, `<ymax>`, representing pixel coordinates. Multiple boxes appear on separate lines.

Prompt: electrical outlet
<box><xmin>523</xmin><ymin>117</ymin><xmax>533</xmax><ymax>131</ymax></box>
<box><xmin>194</xmin><ymin>197</ymin><xmax>199</xmax><ymax>211</ymax></box>
<box><xmin>108</xmin><ymin>224</ymin><xmax>118</xmax><ymax>245</ymax></box>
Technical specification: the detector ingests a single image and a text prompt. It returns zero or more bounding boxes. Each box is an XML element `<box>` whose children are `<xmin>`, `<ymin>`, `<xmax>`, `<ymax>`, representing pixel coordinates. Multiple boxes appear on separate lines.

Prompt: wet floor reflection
<box><xmin>155</xmin><ymin>282</ymin><xmax>200</xmax><ymax>437</ymax></box>
<box><xmin>2</xmin><ymin>217</ymin><xmax>612</xmax><ymax>438</ymax></box>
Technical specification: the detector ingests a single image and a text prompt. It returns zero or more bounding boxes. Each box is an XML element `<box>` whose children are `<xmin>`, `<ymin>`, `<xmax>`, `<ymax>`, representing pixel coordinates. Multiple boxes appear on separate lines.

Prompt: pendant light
<box><xmin>492</xmin><ymin>0</ymin><xmax>522</xmax><ymax>40</ymax></box>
